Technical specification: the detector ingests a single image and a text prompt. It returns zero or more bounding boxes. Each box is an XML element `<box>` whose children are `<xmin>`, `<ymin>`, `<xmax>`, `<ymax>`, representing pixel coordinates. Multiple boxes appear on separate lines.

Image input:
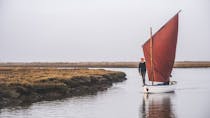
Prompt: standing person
<box><xmin>138</xmin><ymin>58</ymin><xmax>146</xmax><ymax>86</ymax></box>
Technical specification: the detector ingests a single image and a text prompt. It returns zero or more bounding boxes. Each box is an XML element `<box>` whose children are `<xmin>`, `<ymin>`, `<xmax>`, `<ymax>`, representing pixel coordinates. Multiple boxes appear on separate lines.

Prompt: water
<box><xmin>0</xmin><ymin>68</ymin><xmax>210</xmax><ymax>118</ymax></box>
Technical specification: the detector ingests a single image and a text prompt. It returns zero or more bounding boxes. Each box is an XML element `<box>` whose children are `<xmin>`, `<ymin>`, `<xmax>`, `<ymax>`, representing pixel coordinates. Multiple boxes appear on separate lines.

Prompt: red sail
<box><xmin>143</xmin><ymin>14</ymin><xmax>179</xmax><ymax>82</ymax></box>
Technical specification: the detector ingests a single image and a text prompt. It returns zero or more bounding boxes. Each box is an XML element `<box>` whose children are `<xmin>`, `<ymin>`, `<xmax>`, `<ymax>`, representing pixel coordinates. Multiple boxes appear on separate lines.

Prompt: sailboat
<box><xmin>142</xmin><ymin>11</ymin><xmax>180</xmax><ymax>94</ymax></box>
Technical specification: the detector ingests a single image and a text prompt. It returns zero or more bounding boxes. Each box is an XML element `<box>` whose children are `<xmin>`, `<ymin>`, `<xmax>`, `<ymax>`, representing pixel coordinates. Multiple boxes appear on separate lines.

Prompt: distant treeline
<box><xmin>0</xmin><ymin>61</ymin><xmax>210</xmax><ymax>68</ymax></box>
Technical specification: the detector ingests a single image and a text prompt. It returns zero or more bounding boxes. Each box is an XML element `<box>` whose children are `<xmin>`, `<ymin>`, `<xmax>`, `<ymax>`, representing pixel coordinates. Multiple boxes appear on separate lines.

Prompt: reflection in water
<box><xmin>140</xmin><ymin>93</ymin><xmax>176</xmax><ymax>118</ymax></box>
<box><xmin>1</xmin><ymin>68</ymin><xmax>210</xmax><ymax>118</ymax></box>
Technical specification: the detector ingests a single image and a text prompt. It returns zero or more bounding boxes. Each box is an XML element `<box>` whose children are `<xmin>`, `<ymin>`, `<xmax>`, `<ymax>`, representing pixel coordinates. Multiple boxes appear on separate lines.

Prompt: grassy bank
<box><xmin>0</xmin><ymin>61</ymin><xmax>210</xmax><ymax>68</ymax></box>
<box><xmin>0</xmin><ymin>68</ymin><xmax>126</xmax><ymax>108</ymax></box>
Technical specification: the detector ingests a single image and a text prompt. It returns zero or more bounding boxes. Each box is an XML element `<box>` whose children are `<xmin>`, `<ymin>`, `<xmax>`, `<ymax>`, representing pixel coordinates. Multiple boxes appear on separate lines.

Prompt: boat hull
<box><xmin>143</xmin><ymin>81</ymin><xmax>177</xmax><ymax>94</ymax></box>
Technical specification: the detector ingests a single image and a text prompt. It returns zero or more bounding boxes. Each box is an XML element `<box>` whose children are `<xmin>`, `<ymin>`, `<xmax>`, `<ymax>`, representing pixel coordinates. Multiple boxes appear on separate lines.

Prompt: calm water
<box><xmin>0</xmin><ymin>68</ymin><xmax>210</xmax><ymax>118</ymax></box>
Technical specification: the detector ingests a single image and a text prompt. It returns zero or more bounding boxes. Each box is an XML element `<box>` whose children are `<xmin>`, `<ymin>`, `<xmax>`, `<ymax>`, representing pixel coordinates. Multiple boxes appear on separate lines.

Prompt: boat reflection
<box><xmin>140</xmin><ymin>93</ymin><xmax>176</xmax><ymax>118</ymax></box>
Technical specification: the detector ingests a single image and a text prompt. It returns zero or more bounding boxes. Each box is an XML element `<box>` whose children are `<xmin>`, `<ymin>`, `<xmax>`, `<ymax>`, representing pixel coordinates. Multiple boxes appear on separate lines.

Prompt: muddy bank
<box><xmin>0</xmin><ymin>68</ymin><xmax>126</xmax><ymax>108</ymax></box>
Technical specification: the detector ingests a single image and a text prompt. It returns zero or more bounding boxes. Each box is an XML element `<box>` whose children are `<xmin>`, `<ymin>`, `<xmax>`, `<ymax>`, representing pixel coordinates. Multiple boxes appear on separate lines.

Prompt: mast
<box><xmin>150</xmin><ymin>27</ymin><xmax>154</xmax><ymax>85</ymax></box>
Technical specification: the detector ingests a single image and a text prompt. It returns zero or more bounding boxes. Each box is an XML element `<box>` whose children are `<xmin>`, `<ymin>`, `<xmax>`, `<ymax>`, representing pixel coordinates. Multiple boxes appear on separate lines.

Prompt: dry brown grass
<box><xmin>0</xmin><ymin>67</ymin><xmax>126</xmax><ymax>107</ymax></box>
<box><xmin>0</xmin><ymin>68</ymin><xmax>118</xmax><ymax>86</ymax></box>
<box><xmin>1</xmin><ymin>61</ymin><xmax>210</xmax><ymax>68</ymax></box>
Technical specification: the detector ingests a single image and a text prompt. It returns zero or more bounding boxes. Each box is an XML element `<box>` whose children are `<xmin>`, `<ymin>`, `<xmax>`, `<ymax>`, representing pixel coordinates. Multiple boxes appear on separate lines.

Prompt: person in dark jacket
<box><xmin>138</xmin><ymin>58</ymin><xmax>146</xmax><ymax>86</ymax></box>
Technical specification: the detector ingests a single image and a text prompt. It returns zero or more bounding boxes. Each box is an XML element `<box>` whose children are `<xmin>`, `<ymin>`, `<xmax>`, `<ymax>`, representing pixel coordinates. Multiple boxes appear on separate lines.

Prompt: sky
<box><xmin>0</xmin><ymin>0</ymin><xmax>210</xmax><ymax>62</ymax></box>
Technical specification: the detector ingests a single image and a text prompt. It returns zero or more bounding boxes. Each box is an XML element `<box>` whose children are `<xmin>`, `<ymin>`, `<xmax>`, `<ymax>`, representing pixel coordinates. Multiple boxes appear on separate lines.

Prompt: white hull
<box><xmin>143</xmin><ymin>81</ymin><xmax>177</xmax><ymax>94</ymax></box>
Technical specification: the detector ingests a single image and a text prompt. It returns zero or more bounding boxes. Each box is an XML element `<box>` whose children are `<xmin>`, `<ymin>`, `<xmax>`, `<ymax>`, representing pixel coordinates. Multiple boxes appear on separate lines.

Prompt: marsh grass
<box><xmin>0</xmin><ymin>68</ymin><xmax>118</xmax><ymax>86</ymax></box>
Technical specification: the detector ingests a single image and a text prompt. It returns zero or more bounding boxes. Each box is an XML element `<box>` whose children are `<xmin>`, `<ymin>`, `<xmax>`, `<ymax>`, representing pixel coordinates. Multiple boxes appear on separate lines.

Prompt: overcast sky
<box><xmin>0</xmin><ymin>0</ymin><xmax>209</xmax><ymax>62</ymax></box>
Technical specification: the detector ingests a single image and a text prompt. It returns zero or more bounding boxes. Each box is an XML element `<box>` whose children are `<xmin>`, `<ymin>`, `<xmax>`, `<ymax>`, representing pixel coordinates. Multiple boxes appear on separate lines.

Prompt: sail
<box><xmin>143</xmin><ymin>13</ymin><xmax>179</xmax><ymax>82</ymax></box>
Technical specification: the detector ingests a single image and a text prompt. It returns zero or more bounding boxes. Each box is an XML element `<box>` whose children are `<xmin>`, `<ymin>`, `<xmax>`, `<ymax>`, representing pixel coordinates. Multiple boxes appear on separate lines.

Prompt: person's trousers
<box><xmin>141</xmin><ymin>71</ymin><xmax>146</xmax><ymax>85</ymax></box>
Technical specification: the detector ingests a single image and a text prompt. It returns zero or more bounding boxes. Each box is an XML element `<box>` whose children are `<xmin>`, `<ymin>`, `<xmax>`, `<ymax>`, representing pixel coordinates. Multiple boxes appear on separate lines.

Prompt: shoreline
<box><xmin>0</xmin><ymin>61</ymin><xmax>210</xmax><ymax>68</ymax></box>
<box><xmin>0</xmin><ymin>68</ymin><xmax>126</xmax><ymax>108</ymax></box>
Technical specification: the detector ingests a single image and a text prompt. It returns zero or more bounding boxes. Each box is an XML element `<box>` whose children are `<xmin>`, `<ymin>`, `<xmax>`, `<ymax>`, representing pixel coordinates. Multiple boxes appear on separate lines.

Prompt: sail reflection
<box><xmin>140</xmin><ymin>93</ymin><xmax>176</xmax><ymax>118</ymax></box>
